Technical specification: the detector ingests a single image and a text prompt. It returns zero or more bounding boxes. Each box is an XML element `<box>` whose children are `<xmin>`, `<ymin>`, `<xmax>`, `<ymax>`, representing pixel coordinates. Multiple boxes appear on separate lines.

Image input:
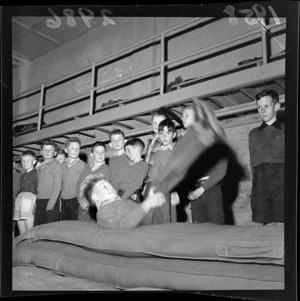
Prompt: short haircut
<box><xmin>65</xmin><ymin>136</ymin><xmax>81</xmax><ymax>148</ymax></box>
<box><xmin>56</xmin><ymin>148</ymin><xmax>67</xmax><ymax>156</ymax></box>
<box><xmin>92</xmin><ymin>141</ymin><xmax>106</xmax><ymax>152</ymax></box>
<box><xmin>158</xmin><ymin>118</ymin><xmax>175</xmax><ymax>132</ymax></box>
<box><xmin>79</xmin><ymin>173</ymin><xmax>105</xmax><ymax>207</ymax></box>
<box><xmin>124</xmin><ymin>138</ymin><xmax>145</xmax><ymax>153</ymax></box>
<box><xmin>255</xmin><ymin>89</ymin><xmax>279</xmax><ymax>104</ymax></box>
<box><xmin>21</xmin><ymin>150</ymin><xmax>37</xmax><ymax>160</ymax></box>
<box><xmin>109</xmin><ymin>128</ymin><xmax>125</xmax><ymax>140</ymax></box>
<box><xmin>41</xmin><ymin>140</ymin><xmax>57</xmax><ymax>151</ymax></box>
<box><xmin>152</xmin><ymin>108</ymin><xmax>167</xmax><ymax>120</ymax></box>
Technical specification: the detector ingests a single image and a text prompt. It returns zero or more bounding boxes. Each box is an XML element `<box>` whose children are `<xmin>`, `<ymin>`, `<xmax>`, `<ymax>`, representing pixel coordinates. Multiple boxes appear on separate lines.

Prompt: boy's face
<box><xmin>125</xmin><ymin>145</ymin><xmax>141</xmax><ymax>162</ymax></box>
<box><xmin>92</xmin><ymin>146</ymin><xmax>106</xmax><ymax>164</ymax></box>
<box><xmin>182</xmin><ymin>108</ymin><xmax>195</xmax><ymax>128</ymax></box>
<box><xmin>65</xmin><ymin>142</ymin><xmax>80</xmax><ymax>159</ymax></box>
<box><xmin>56</xmin><ymin>154</ymin><xmax>66</xmax><ymax>164</ymax></box>
<box><xmin>257</xmin><ymin>96</ymin><xmax>280</xmax><ymax>123</ymax></box>
<box><xmin>92</xmin><ymin>179</ymin><xmax>118</xmax><ymax>204</ymax></box>
<box><xmin>152</xmin><ymin>115</ymin><xmax>166</xmax><ymax>134</ymax></box>
<box><xmin>159</xmin><ymin>126</ymin><xmax>176</xmax><ymax>146</ymax></box>
<box><xmin>110</xmin><ymin>134</ymin><xmax>125</xmax><ymax>151</ymax></box>
<box><xmin>21</xmin><ymin>155</ymin><xmax>36</xmax><ymax>171</ymax></box>
<box><xmin>41</xmin><ymin>145</ymin><xmax>56</xmax><ymax>160</ymax></box>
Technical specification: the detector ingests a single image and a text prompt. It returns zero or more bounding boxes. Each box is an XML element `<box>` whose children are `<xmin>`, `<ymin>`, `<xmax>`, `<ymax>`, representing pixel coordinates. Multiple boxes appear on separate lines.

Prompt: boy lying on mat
<box><xmin>80</xmin><ymin>173</ymin><xmax>165</xmax><ymax>228</ymax></box>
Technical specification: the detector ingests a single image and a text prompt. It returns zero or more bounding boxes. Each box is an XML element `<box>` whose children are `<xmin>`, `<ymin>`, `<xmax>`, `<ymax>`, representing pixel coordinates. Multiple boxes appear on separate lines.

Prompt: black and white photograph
<box><xmin>0</xmin><ymin>3</ymin><xmax>298</xmax><ymax>300</ymax></box>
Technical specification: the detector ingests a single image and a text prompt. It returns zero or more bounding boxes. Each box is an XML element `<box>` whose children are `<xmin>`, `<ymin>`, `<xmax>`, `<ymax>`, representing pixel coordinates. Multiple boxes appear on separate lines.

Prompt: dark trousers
<box><xmin>34</xmin><ymin>199</ymin><xmax>60</xmax><ymax>226</ymax></box>
<box><xmin>60</xmin><ymin>197</ymin><xmax>79</xmax><ymax>221</ymax></box>
<box><xmin>251</xmin><ymin>163</ymin><xmax>284</xmax><ymax>223</ymax></box>
<box><xmin>190</xmin><ymin>184</ymin><xmax>224</xmax><ymax>224</ymax></box>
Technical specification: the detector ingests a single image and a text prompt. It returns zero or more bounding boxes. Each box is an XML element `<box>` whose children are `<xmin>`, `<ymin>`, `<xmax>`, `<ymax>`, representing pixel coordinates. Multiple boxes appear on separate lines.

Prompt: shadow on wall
<box><xmin>79</xmin><ymin>152</ymin><xmax>88</xmax><ymax>163</ymax></box>
<box><xmin>276</xmin><ymin>109</ymin><xmax>285</xmax><ymax>124</ymax></box>
<box><xmin>175</xmin><ymin>142</ymin><xmax>246</xmax><ymax>225</ymax></box>
<box><xmin>221</xmin><ymin>147</ymin><xmax>246</xmax><ymax>225</ymax></box>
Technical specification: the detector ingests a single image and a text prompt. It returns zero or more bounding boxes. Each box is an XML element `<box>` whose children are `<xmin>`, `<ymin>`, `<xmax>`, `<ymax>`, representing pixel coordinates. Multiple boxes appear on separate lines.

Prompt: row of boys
<box><xmin>13</xmin><ymin>89</ymin><xmax>284</xmax><ymax>235</ymax></box>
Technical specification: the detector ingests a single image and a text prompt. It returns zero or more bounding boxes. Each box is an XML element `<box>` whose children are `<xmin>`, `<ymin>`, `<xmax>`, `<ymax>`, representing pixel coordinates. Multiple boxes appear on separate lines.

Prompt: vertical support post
<box><xmin>37</xmin><ymin>84</ymin><xmax>44</xmax><ymax>131</ymax></box>
<box><xmin>160</xmin><ymin>32</ymin><xmax>165</xmax><ymax>95</ymax></box>
<box><xmin>89</xmin><ymin>62</ymin><xmax>96</xmax><ymax>115</ymax></box>
<box><xmin>261</xmin><ymin>19</ymin><xmax>268</xmax><ymax>65</ymax></box>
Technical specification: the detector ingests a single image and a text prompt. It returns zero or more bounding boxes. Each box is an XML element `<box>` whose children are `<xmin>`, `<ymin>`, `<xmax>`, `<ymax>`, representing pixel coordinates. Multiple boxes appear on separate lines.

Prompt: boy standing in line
<box><xmin>248</xmin><ymin>89</ymin><xmax>284</xmax><ymax>225</ymax></box>
<box><xmin>145</xmin><ymin>109</ymin><xmax>167</xmax><ymax>165</ymax></box>
<box><xmin>145</xmin><ymin>119</ymin><xmax>177</xmax><ymax>224</ymax></box>
<box><xmin>60</xmin><ymin>137</ymin><xmax>87</xmax><ymax>220</ymax></box>
<box><xmin>13</xmin><ymin>150</ymin><xmax>38</xmax><ymax>234</ymax></box>
<box><xmin>76</xmin><ymin>141</ymin><xmax>111</xmax><ymax>222</ymax></box>
<box><xmin>116</xmin><ymin>138</ymin><xmax>149</xmax><ymax>202</ymax></box>
<box><xmin>34</xmin><ymin>141</ymin><xmax>62</xmax><ymax>226</ymax></box>
<box><xmin>108</xmin><ymin>129</ymin><xmax>129</xmax><ymax>189</ymax></box>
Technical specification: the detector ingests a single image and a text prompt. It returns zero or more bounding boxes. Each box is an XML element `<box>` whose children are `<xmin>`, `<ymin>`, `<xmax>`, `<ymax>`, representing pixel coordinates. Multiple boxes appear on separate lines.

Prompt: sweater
<box><xmin>37</xmin><ymin>159</ymin><xmax>62</xmax><ymax>208</ymax></box>
<box><xmin>111</xmin><ymin>160</ymin><xmax>149</xmax><ymax>200</ymax></box>
<box><xmin>19</xmin><ymin>168</ymin><xmax>38</xmax><ymax>195</ymax></box>
<box><xmin>249</xmin><ymin>120</ymin><xmax>285</xmax><ymax>171</ymax></box>
<box><xmin>96</xmin><ymin>199</ymin><xmax>153</xmax><ymax>229</ymax></box>
<box><xmin>61</xmin><ymin>158</ymin><xmax>87</xmax><ymax>199</ymax></box>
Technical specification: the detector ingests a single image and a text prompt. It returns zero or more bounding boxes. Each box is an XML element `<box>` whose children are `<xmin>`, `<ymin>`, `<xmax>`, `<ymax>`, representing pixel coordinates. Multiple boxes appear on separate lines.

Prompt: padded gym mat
<box><xmin>13</xmin><ymin>239</ymin><xmax>284</xmax><ymax>290</ymax></box>
<box><xmin>14</xmin><ymin>221</ymin><xmax>284</xmax><ymax>265</ymax></box>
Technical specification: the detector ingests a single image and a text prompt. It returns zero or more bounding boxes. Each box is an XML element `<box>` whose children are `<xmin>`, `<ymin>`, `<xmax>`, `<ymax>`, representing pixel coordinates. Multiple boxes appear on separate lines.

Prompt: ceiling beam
<box><xmin>12</xmin><ymin>18</ymin><xmax>60</xmax><ymax>44</ymax></box>
<box><xmin>206</xmin><ymin>96</ymin><xmax>225</xmax><ymax>108</ymax></box>
<box><xmin>169</xmin><ymin>108</ymin><xmax>183</xmax><ymax>115</ymax></box>
<box><xmin>19</xmin><ymin>145</ymin><xmax>40</xmax><ymax>151</ymax></box>
<box><xmin>133</xmin><ymin>117</ymin><xmax>152</xmax><ymax>125</ymax></box>
<box><xmin>240</xmin><ymin>88</ymin><xmax>255</xmax><ymax>101</ymax></box>
<box><xmin>52</xmin><ymin>139</ymin><xmax>65</xmax><ymax>145</ymax></box>
<box><xmin>78</xmin><ymin>131</ymin><xmax>96</xmax><ymax>138</ymax></box>
<box><xmin>113</xmin><ymin>122</ymin><xmax>134</xmax><ymax>130</ymax></box>
<box><xmin>275</xmin><ymin>79</ymin><xmax>285</xmax><ymax>89</ymax></box>
<box><xmin>95</xmin><ymin>127</ymin><xmax>111</xmax><ymax>134</ymax></box>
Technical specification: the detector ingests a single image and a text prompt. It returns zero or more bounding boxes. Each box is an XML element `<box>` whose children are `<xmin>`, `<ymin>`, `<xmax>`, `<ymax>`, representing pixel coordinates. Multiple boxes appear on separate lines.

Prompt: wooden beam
<box><xmin>206</xmin><ymin>96</ymin><xmax>224</xmax><ymax>108</ymax></box>
<box><xmin>52</xmin><ymin>139</ymin><xmax>65</xmax><ymax>145</ymax></box>
<box><xmin>13</xmin><ymin>60</ymin><xmax>285</xmax><ymax>148</ymax></box>
<box><xmin>133</xmin><ymin>117</ymin><xmax>152</xmax><ymax>125</ymax></box>
<box><xmin>215</xmin><ymin>94</ymin><xmax>285</xmax><ymax>118</ymax></box>
<box><xmin>78</xmin><ymin>132</ymin><xmax>96</xmax><ymax>138</ymax></box>
<box><xmin>113</xmin><ymin>122</ymin><xmax>134</xmax><ymax>130</ymax></box>
<box><xmin>220</xmin><ymin>113</ymin><xmax>262</xmax><ymax>129</ymax></box>
<box><xmin>169</xmin><ymin>108</ymin><xmax>182</xmax><ymax>115</ymax></box>
<box><xmin>20</xmin><ymin>146</ymin><xmax>40</xmax><ymax>151</ymax></box>
<box><xmin>240</xmin><ymin>88</ymin><xmax>255</xmax><ymax>101</ymax></box>
<box><xmin>95</xmin><ymin>127</ymin><xmax>111</xmax><ymax>134</ymax></box>
<box><xmin>275</xmin><ymin>79</ymin><xmax>285</xmax><ymax>89</ymax></box>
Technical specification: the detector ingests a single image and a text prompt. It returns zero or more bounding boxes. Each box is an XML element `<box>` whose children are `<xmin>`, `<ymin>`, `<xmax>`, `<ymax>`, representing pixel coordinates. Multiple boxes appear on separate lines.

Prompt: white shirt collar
<box><xmin>113</xmin><ymin>149</ymin><xmax>125</xmax><ymax>156</ymax></box>
<box><xmin>129</xmin><ymin>158</ymin><xmax>143</xmax><ymax>165</ymax></box>
<box><xmin>158</xmin><ymin>142</ymin><xmax>175</xmax><ymax>151</ymax></box>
